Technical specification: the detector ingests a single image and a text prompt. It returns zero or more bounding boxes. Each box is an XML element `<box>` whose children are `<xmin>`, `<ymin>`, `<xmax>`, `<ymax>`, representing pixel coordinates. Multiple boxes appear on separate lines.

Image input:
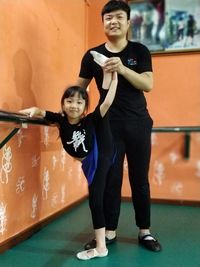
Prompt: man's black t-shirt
<box><xmin>79</xmin><ymin>41</ymin><xmax>152</xmax><ymax>120</ymax></box>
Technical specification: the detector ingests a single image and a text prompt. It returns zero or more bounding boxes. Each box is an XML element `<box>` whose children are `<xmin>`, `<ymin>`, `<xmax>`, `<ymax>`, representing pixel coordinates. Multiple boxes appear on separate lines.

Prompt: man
<box><xmin>77</xmin><ymin>0</ymin><xmax>161</xmax><ymax>252</ymax></box>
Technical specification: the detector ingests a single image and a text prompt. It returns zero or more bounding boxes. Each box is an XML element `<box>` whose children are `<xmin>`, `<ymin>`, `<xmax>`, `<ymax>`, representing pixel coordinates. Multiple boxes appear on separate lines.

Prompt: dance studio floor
<box><xmin>0</xmin><ymin>200</ymin><xmax>200</xmax><ymax>267</ymax></box>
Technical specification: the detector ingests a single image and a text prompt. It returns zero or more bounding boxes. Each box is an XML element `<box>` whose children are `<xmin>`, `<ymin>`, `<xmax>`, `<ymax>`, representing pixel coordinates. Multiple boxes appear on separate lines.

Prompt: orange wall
<box><xmin>147</xmin><ymin>53</ymin><xmax>200</xmax><ymax>126</ymax></box>
<box><xmin>0</xmin><ymin>0</ymin><xmax>88</xmax><ymax>245</ymax></box>
<box><xmin>87</xmin><ymin>0</ymin><xmax>200</xmax><ymax>202</ymax></box>
<box><xmin>146</xmin><ymin>53</ymin><xmax>200</xmax><ymax>202</ymax></box>
<box><xmin>1</xmin><ymin>0</ymin><xmax>200</xmax><ymax>249</ymax></box>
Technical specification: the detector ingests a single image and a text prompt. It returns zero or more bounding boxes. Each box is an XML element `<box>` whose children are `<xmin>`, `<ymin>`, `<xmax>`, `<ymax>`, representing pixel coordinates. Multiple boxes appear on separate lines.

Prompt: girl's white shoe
<box><xmin>76</xmin><ymin>248</ymin><xmax>108</xmax><ymax>260</ymax></box>
<box><xmin>90</xmin><ymin>51</ymin><xmax>108</xmax><ymax>66</ymax></box>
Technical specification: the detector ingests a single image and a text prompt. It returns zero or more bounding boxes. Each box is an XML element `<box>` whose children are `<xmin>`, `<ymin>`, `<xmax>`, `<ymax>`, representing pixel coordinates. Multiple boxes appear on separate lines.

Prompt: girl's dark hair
<box><xmin>61</xmin><ymin>86</ymin><xmax>89</xmax><ymax>114</ymax></box>
<box><xmin>101</xmin><ymin>0</ymin><xmax>130</xmax><ymax>20</ymax></box>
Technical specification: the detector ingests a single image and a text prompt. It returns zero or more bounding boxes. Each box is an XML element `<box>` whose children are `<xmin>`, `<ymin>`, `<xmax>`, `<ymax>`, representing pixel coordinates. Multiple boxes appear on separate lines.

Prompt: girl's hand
<box><xmin>90</xmin><ymin>50</ymin><xmax>108</xmax><ymax>67</ymax></box>
<box><xmin>89</xmin><ymin>51</ymin><xmax>118</xmax><ymax>89</ymax></box>
<box><xmin>19</xmin><ymin>107</ymin><xmax>44</xmax><ymax>117</ymax></box>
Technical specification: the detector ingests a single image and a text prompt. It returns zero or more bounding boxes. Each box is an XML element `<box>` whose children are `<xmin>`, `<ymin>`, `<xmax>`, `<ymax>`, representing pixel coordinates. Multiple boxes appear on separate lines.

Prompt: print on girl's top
<box><xmin>67</xmin><ymin>130</ymin><xmax>88</xmax><ymax>153</ymax></box>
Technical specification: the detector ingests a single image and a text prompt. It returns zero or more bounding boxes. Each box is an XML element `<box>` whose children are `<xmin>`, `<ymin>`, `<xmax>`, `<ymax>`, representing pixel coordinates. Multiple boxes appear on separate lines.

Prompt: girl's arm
<box><xmin>90</xmin><ymin>51</ymin><xmax>118</xmax><ymax>117</ymax></box>
<box><xmin>19</xmin><ymin>107</ymin><xmax>46</xmax><ymax>117</ymax></box>
<box><xmin>99</xmin><ymin>71</ymin><xmax>118</xmax><ymax>118</ymax></box>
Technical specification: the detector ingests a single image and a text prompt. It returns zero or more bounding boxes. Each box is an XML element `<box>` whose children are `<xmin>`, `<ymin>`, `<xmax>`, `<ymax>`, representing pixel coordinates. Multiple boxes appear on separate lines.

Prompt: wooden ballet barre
<box><xmin>153</xmin><ymin>126</ymin><xmax>200</xmax><ymax>159</ymax></box>
<box><xmin>1</xmin><ymin>109</ymin><xmax>200</xmax><ymax>158</ymax></box>
<box><xmin>0</xmin><ymin>110</ymin><xmax>50</xmax><ymax>126</ymax></box>
<box><xmin>152</xmin><ymin>126</ymin><xmax>200</xmax><ymax>133</ymax></box>
<box><xmin>0</xmin><ymin>110</ymin><xmax>51</xmax><ymax>149</ymax></box>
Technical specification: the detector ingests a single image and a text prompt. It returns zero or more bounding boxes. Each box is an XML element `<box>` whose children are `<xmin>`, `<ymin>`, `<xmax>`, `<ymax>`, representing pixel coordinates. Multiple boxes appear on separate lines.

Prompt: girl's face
<box><xmin>63</xmin><ymin>92</ymin><xmax>86</xmax><ymax>124</ymax></box>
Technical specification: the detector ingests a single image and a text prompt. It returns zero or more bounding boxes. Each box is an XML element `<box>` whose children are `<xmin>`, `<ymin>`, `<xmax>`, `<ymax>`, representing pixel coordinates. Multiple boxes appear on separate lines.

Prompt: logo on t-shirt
<box><xmin>127</xmin><ymin>58</ymin><xmax>137</xmax><ymax>66</ymax></box>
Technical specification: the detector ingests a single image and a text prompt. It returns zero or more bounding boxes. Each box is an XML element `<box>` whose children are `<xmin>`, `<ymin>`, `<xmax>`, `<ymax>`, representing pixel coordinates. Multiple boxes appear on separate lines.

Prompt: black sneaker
<box><xmin>84</xmin><ymin>236</ymin><xmax>117</xmax><ymax>250</ymax></box>
<box><xmin>138</xmin><ymin>234</ymin><xmax>162</xmax><ymax>252</ymax></box>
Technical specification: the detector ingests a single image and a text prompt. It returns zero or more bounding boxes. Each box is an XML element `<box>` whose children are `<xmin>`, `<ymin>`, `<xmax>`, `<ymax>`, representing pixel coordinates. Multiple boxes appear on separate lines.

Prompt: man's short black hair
<box><xmin>101</xmin><ymin>0</ymin><xmax>130</xmax><ymax>20</ymax></box>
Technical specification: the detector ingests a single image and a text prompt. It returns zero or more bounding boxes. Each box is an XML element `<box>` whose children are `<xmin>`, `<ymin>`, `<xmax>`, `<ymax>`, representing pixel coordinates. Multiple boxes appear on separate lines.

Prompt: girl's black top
<box><xmin>45</xmin><ymin>90</ymin><xmax>114</xmax><ymax>159</ymax></box>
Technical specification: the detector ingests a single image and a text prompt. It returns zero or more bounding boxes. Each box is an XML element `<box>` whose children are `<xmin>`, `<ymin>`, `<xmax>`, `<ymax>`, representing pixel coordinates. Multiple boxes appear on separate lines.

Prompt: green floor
<box><xmin>0</xmin><ymin>201</ymin><xmax>200</xmax><ymax>267</ymax></box>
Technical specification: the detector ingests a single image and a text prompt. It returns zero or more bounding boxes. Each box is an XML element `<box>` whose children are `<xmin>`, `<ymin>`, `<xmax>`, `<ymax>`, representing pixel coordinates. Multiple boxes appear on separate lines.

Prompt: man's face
<box><xmin>103</xmin><ymin>10</ymin><xmax>130</xmax><ymax>38</ymax></box>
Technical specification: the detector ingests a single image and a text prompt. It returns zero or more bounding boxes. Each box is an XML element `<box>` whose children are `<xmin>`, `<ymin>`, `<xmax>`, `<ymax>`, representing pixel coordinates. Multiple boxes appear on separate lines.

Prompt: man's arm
<box><xmin>104</xmin><ymin>57</ymin><xmax>153</xmax><ymax>93</ymax></box>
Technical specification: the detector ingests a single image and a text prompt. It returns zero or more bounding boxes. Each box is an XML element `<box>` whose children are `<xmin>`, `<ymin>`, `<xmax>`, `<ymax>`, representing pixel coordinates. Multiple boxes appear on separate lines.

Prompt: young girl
<box><xmin>20</xmin><ymin>66</ymin><xmax>118</xmax><ymax>260</ymax></box>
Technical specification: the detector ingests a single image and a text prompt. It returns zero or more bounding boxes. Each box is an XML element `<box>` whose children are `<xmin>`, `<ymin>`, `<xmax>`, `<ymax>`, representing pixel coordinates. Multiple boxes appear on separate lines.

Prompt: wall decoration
<box><xmin>128</xmin><ymin>0</ymin><xmax>200</xmax><ymax>53</ymax></box>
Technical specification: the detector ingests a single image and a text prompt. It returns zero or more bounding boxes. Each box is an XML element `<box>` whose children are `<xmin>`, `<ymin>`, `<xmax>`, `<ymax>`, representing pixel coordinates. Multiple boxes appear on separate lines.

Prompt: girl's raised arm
<box><xmin>90</xmin><ymin>51</ymin><xmax>118</xmax><ymax>118</ymax></box>
<box><xmin>100</xmin><ymin>71</ymin><xmax>118</xmax><ymax>118</ymax></box>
